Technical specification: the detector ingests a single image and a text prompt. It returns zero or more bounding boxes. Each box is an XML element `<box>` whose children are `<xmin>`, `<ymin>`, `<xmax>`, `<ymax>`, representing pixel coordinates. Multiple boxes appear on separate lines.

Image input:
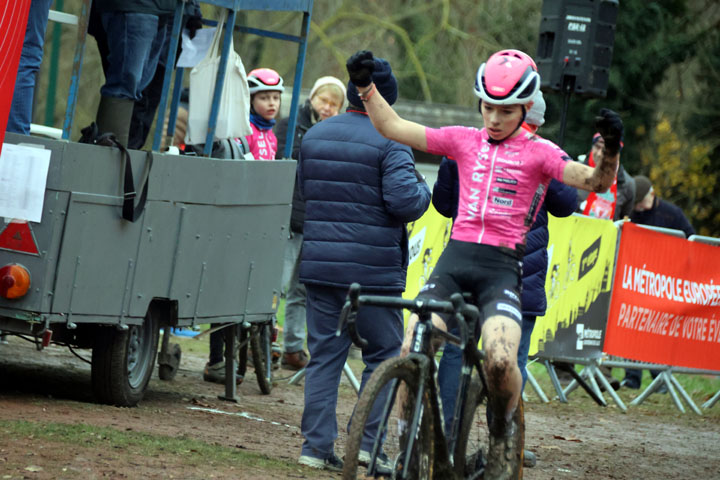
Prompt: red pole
<box><xmin>0</xmin><ymin>0</ymin><xmax>32</xmax><ymax>153</ymax></box>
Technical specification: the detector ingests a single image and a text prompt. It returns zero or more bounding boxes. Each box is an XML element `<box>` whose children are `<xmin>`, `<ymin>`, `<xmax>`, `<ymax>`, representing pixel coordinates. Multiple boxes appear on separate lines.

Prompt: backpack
<box><xmin>186</xmin><ymin>136</ymin><xmax>254</xmax><ymax>160</ymax></box>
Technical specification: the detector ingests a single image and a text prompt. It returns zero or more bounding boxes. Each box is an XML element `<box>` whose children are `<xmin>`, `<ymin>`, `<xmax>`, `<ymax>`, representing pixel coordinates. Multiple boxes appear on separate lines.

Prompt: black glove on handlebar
<box><xmin>346</xmin><ymin>50</ymin><xmax>375</xmax><ymax>88</ymax></box>
<box><xmin>595</xmin><ymin>108</ymin><xmax>623</xmax><ymax>157</ymax></box>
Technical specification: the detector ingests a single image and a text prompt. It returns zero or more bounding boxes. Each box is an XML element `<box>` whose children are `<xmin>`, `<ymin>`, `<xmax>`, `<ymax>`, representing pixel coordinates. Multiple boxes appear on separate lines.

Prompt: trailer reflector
<box><xmin>0</xmin><ymin>264</ymin><xmax>31</xmax><ymax>299</ymax></box>
<box><xmin>0</xmin><ymin>221</ymin><xmax>40</xmax><ymax>255</ymax></box>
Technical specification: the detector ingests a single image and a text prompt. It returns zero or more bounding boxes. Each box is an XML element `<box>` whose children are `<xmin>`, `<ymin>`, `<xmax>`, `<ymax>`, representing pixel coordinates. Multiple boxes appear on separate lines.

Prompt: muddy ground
<box><xmin>1</xmin><ymin>335</ymin><xmax>719</xmax><ymax>480</ymax></box>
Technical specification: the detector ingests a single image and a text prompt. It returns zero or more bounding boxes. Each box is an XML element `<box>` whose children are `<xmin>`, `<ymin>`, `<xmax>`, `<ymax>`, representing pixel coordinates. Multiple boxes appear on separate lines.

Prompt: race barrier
<box><xmin>532</xmin><ymin>217</ymin><xmax>720</xmax><ymax>413</ymax></box>
<box><xmin>402</xmin><ymin>202</ymin><xmax>720</xmax><ymax>414</ymax></box>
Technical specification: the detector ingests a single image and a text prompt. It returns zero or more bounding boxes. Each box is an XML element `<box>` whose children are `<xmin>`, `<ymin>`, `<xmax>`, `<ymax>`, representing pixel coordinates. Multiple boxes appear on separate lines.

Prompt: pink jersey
<box><xmin>245</xmin><ymin>123</ymin><xmax>278</xmax><ymax>160</ymax></box>
<box><xmin>426</xmin><ymin>126</ymin><xmax>569</xmax><ymax>251</ymax></box>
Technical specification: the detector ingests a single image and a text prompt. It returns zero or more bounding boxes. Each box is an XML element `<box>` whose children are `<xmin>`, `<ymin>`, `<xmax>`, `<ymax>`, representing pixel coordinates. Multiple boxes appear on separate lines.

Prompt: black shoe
<box><xmin>620</xmin><ymin>378</ymin><xmax>641</xmax><ymax>390</ymax></box>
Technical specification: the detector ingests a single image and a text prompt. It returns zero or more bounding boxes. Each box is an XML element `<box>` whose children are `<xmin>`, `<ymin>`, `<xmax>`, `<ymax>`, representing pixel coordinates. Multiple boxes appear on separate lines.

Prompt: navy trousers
<box><xmin>301</xmin><ymin>284</ymin><xmax>403</xmax><ymax>459</ymax></box>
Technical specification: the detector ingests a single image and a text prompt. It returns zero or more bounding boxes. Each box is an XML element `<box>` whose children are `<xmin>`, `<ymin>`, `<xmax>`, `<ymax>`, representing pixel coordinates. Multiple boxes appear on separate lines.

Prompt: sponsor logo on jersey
<box><xmin>492</xmin><ymin>196</ymin><xmax>513</xmax><ymax>207</ymax></box>
<box><xmin>493</xmin><ymin>187</ymin><xmax>517</xmax><ymax>195</ymax></box>
<box><xmin>487</xmin><ymin>208</ymin><xmax>513</xmax><ymax>216</ymax></box>
<box><xmin>496</xmin><ymin>177</ymin><xmax>518</xmax><ymax>185</ymax></box>
<box><xmin>496</xmin><ymin>157</ymin><xmax>522</xmax><ymax>166</ymax></box>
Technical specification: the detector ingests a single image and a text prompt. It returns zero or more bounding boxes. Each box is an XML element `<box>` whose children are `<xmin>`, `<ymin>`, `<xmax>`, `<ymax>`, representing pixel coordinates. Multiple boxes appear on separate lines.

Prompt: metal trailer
<box><xmin>0</xmin><ymin>0</ymin><xmax>313</xmax><ymax>406</ymax></box>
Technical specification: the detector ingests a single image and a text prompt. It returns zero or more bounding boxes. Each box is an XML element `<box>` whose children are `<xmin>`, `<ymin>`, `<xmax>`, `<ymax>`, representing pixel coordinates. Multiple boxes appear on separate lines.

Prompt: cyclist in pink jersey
<box><xmin>346</xmin><ymin>48</ymin><xmax>623</xmax><ymax>478</ymax></box>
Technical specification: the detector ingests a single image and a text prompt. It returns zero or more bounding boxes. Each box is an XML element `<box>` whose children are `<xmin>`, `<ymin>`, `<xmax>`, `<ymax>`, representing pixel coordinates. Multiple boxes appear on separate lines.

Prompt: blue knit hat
<box><xmin>347</xmin><ymin>57</ymin><xmax>398</xmax><ymax>107</ymax></box>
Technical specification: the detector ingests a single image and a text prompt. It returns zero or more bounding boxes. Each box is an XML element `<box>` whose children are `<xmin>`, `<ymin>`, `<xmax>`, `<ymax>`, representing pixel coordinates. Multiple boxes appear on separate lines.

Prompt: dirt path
<box><xmin>1</xmin><ymin>336</ymin><xmax>719</xmax><ymax>479</ymax></box>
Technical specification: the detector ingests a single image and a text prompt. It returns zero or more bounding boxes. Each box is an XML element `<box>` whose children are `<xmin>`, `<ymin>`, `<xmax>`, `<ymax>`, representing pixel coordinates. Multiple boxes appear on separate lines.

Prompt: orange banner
<box><xmin>604</xmin><ymin>222</ymin><xmax>720</xmax><ymax>370</ymax></box>
<box><xmin>0</xmin><ymin>0</ymin><xmax>32</xmax><ymax>151</ymax></box>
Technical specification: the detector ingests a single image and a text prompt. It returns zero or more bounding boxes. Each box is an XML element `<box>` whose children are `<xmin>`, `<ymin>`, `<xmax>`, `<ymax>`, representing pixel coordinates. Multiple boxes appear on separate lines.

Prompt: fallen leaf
<box><xmin>25</xmin><ymin>465</ymin><xmax>43</xmax><ymax>472</ymax></box>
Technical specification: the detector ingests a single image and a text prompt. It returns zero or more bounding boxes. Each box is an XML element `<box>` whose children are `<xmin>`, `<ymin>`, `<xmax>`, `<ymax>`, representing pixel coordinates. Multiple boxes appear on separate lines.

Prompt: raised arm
<box><xmin>346</xmin><ymin>51</ymin><xmax>428</xmax><ymax>152</ymax></box>
<box><xmin>561</xmin><ymin>109</ymin><xmax>623</xmax><ymax>193</ymax></box>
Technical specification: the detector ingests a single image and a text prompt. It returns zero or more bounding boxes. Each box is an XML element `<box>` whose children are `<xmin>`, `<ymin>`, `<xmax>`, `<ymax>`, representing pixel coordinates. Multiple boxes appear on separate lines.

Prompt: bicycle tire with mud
<box><xmin>343</xmin><ymin>356</ymin><xmax>435</xmax><ymax>480</ymax></box>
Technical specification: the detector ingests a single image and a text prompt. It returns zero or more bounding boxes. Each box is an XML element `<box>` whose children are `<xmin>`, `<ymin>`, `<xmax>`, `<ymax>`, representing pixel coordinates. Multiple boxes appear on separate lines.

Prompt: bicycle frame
<box><xmin>337</xmin><ymin>282</ymin><xmax>485</xmax><ymax>479</ymax></box>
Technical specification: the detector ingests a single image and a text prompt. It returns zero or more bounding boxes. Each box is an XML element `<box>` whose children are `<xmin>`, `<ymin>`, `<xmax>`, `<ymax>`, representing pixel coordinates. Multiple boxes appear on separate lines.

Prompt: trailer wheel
<box><xmin>158</xmin><ymin>343</ymin><xmax>182</xmax><ymax>381</ymax></box>
<box><xmin>91</xmin><ymin>313</ymin><xmax>160</xmax><ymax>407</ymax></box>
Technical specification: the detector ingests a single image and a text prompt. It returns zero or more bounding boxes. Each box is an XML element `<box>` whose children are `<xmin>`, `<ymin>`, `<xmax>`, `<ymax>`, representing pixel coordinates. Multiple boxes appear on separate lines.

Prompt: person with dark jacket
<box><xmin>630</xmin><ymin>175</ymin><xmax>695</xmax><ymax>237</ymax></box>
<box><xmin>296</xmin><ymin>59</ymin><xmax>430</xmax><ymax>471</ymax></box>
<box><xmin>622</xmin><ymin>175</ymin><xmax>695</xmax><ymax>390</ymax></box>
<box><xmin>433</xmin><ymin>93</ymin><xmax>577</xmax><ymax>466</ymax></box>
<box><xmin>274</xmin><ymin>76</ymin><xmax>346</xmax><ymax>370</ymax></box>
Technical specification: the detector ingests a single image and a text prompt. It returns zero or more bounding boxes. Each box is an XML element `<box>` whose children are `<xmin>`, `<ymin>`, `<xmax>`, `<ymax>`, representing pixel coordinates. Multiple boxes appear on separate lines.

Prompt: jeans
<box><xmin>100</xmin><ymin>12</ymin><xmax>168</xmax><ymax>101</ymax></box>
<box><xmin>281</xmin><ymin>232</ymin><xmax>307</xmax><ymax>353</ymax></box>
<box><xmin>7</xmin><ymin>0</ymin><xmax>52</xmax><ymax>134</ymax></box>
<box><xmin>438</xmin><ymin>314</ymin><xmax>536</xmax><ymax>433</ymax></box>
<box><xmin>301</xmin><ymin>285</ymin><xmax>403</xmax><ymax>459</ymax></box>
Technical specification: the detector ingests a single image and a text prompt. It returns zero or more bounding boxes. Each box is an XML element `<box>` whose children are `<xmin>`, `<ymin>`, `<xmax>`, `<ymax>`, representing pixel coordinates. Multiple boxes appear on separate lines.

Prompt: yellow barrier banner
<box><xmin>404</xmin><ymin>205</ymin><xmax>453</xmax><ymax>303</ymax></box>
<box><xmin>531</xmin><ymin>214</ymin><xmax>617</xmax><ymax>359</ymax></box>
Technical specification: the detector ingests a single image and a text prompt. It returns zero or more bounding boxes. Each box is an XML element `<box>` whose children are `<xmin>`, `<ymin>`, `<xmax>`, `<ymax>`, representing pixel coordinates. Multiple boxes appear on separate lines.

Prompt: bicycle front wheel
<box><xmin>343</xmin><ymin>356</ymin><xmax>435</xmax><ymax>480</ymax></box>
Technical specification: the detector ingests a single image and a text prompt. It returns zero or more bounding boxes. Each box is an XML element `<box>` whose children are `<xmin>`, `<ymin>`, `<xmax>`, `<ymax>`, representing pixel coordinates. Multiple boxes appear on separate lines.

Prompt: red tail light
<box><xmin>0</xmin><ymin>264</ymin><xmax>31</xmax><ymax>299</ymax></box>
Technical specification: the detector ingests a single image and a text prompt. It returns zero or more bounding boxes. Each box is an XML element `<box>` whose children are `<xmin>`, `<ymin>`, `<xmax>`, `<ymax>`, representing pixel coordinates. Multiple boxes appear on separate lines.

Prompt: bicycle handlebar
<box><xmin>336</xmin><ymin>282</ymin><xmax>480</xmax><ymax>350</ymax></box>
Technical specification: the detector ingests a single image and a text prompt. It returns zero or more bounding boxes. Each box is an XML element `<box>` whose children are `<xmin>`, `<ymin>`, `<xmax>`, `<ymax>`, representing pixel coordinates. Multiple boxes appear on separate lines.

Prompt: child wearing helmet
<box><xmin>238</xmin><ymin>67</ymin><xmax>285</xmax><ymax>160</ymax></box>
<box><xmin>346</xmin><ymin>48</ymin><xmax>623</xmax><ymax>478</ymax></box>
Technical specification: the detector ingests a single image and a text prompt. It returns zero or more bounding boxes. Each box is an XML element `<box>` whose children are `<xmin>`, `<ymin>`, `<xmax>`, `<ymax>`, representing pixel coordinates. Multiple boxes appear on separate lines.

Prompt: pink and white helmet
<box><xmin>248</xmin><ymin>68</ymin><xmax>285</xmax><ymax>95</ymax></box>
<box><xmin>474</xmin><ymin>49</ymin><xmax>540</xmax><ymax>105</ymax></box>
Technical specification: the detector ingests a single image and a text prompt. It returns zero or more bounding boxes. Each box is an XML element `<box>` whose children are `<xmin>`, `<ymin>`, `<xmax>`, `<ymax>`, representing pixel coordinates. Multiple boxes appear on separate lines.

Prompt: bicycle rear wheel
<box><xmin>454</xmin><ymin>378</ymin><xmax>525</xmax><ymax>479</ymax></box>
<box><xmin>250</xmin><ymin>322</ymin><xmax>273</xmax><ymax>394</ymax></box>
<box><xmin>343</xmin><ymin>356</ymin><xmax>435</xmax><ymax>480</ymax></box>
<box><xmin>454</xmin><ymin>377</ymin><xmax>489</xmax><ymax>480</ymax></box>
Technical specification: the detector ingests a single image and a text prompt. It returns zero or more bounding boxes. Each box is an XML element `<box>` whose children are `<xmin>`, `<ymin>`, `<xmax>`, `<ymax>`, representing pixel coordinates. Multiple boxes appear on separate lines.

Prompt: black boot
<box><xmin>95</xmin><ymin>95</ymin><xmax>134</xmax><ymax>146</ymax></box>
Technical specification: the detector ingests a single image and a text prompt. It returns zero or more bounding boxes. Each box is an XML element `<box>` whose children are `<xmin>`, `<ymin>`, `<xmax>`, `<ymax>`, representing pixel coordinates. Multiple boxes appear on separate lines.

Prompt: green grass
<box><xmin>0</xmin><ymin>419</ymin><xmax>298</xmax><ymax>473</ymax></box>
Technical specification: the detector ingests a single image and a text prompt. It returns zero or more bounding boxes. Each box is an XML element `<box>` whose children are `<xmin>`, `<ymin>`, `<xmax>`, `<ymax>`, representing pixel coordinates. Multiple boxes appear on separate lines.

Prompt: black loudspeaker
<box><xmin>536</xmin><ymin>0</ymin><xmax>619</xmax><ymax>98</ymax></box>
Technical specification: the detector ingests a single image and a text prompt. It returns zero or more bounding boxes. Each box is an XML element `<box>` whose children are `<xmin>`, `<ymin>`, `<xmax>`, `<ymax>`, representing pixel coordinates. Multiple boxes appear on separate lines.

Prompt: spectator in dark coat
<box><xmin>630</xmin><ymin>175</ymin><xmax>695</xmax><ymax>237</ymax></box>
<box><xmin>296</xmin><ymin>58</ymin><xmax>431</xmax><ymax>471</ymax></box>
<box><xmin>274</xmin><ymin>76</ymin><xmax>346</xmax><ymax>370</ymax></box>
<box><xmin>622</xmin><ymin>175</ymin><xmax>695</xmax><ymax>390</ymax></box>
<box><xmin>434</xmin><ymin>92</ymin><xmax>578</xmax><ymax>437</ymax></box>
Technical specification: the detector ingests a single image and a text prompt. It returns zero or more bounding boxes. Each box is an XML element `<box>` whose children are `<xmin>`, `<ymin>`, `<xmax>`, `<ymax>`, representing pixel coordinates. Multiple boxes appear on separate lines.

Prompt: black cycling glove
<box><xmin>346</xmin><ymin>50</ymin><xmax>375</xmax><ymax>88</ymax></box>
<box><xmin>595</xmin><ymin>108</ymin><xmax>623</xmax><ymax>157</ymax></box>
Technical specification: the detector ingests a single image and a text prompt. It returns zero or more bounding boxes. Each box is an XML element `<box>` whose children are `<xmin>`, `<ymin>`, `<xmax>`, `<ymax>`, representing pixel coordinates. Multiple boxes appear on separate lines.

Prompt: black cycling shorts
<box><xmin>416</xmin><ymin>239</ymin><xmax>523</xmax><ymax>332</ymax></box>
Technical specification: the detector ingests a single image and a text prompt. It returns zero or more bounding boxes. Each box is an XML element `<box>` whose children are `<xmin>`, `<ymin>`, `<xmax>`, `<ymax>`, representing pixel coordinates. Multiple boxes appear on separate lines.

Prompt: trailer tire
<box><xmin>91</xmin><ymin>312</ymin><xmax>160</xmax><ymax>407</ymax></box>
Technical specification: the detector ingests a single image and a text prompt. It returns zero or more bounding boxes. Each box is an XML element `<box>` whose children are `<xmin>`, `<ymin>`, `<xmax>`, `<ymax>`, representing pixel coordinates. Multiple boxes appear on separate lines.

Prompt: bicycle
<box><xmin>197</xmin><ymin>316</ymin><xmax>277</xmax><ymax>395</ymax></box>
<box><xmin>338</xmin><ymin>283</ymin><xmax>524</xmax><ymax>480</ymax></box>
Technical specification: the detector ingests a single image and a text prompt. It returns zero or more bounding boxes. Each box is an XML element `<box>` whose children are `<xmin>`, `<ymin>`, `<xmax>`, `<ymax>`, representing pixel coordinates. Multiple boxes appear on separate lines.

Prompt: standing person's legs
<box><xmin>437</xmin><ymin>336</ymin><xmax>462</xmax><ymax>434</ymax></box>
<box><xmin>300</xmin><ymin>285</ymin><xmax>352</xmax><ymax>463</ymax></box>
<box><xmin>7</xmin><ymin>0</ymin><xmax>52</xmax><ymax>134</ymax></box>
<box><xmin>282</xmin><ymin>232</ymin><xmax>308</xmax><ymax>369</ymax></box>
<box><xmin>128</xmin><ymin>16</ymin><xmax>171</xmax><ymax>149</ymax></box>
<box><xmin>97</xmin><ymin>12</ymin><xmax>160</xmax><ymax>145</ymax></box>
<box><xmin>517</xmin><ymin>314</ymin><xmax>536</xmax><ymax>391</ymax></box>
<box><xmin>354</xmin><ymin>294</ymin><xmax>403</xmax><ymax>452</ymax></box>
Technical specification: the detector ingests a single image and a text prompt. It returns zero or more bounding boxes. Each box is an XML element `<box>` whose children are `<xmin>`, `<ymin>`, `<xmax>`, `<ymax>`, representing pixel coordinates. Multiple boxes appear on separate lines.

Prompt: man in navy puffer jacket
<box><xmin>433</xmin><ymin>92</ymin><xmax>577</xmax><ymax>444</ymax></box>
<box><xmin>296</xmin><ymin>57</ymin><xmax>431</xmax><ymax>471</ymax></box>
